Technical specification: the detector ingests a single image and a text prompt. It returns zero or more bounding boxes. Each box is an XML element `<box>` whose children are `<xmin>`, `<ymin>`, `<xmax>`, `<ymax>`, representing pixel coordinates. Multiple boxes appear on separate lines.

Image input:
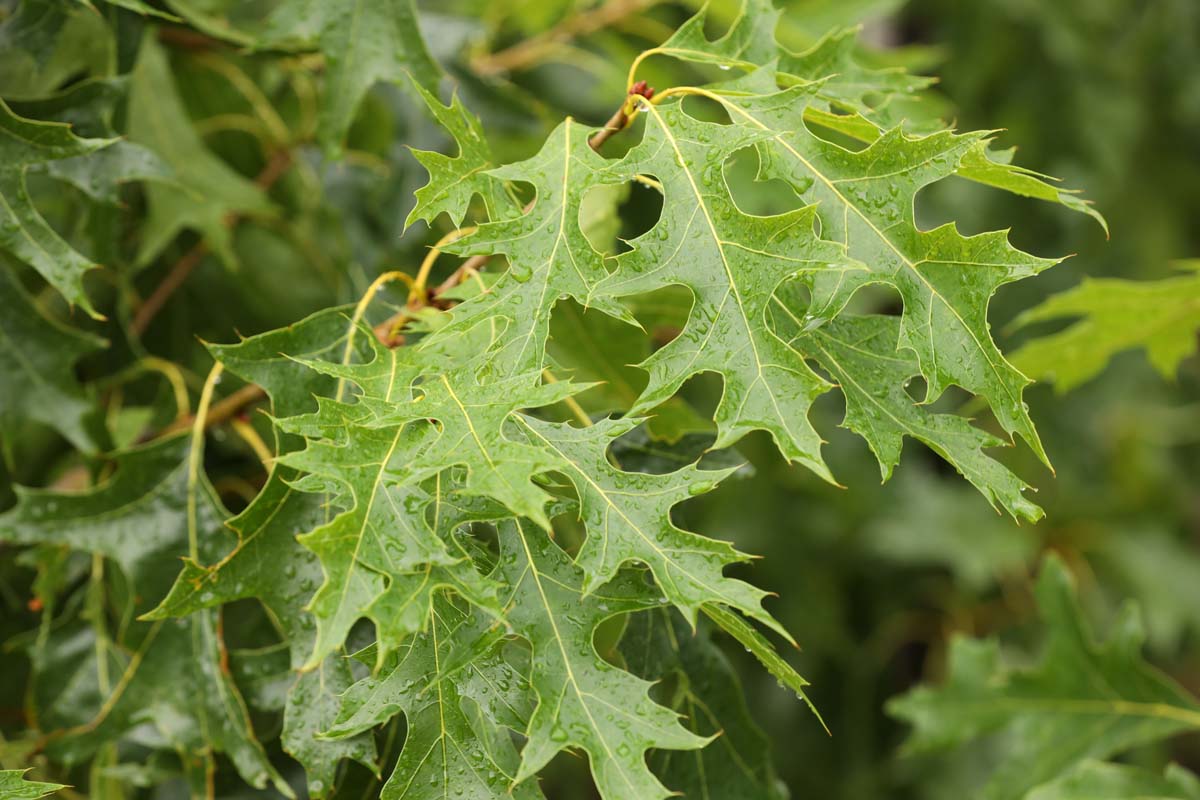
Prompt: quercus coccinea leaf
<box><xmin>494</xmin><ymin>519</ymin><xmax>708</xmax><ymax>800</ymax></box>
<box><xmin>437</xmin><ymin>118</ymin><xmax>633</xmax><ymax>375</ymax></box>
<box><xmin>1012</xmin><ymin>262</ymin><xmax>1200</xmax><ymax>391</ymax></box>
<box><xmin>888</xmin><ymin>556</ymin><xmax>1200</xmax><ymax>800</ymax></box>
<box><xmin>0</xmin><ymin>1</ymin><xmax>1118</xmax><ymax>797</ymax></box>
<box><xmin>0</xmin><ymin>436</ymin><xmax>290</xmax><ymax>797</ymax></box>
<box><xmin>406</xmin><ymin>83</ymin><xmax>512</xmax><ymax>229</ymax></box>
<box><xmin>0</xmin><ymin>268</ymin><xmax>107</xmax><ymax>452</ymax></box>
<box><xmin>596</xmin><ymin>99</ymin><xmax>856</xmax><ymax>478</ymax></box>
<box><xmin>778</xmin><ymin>306</ymin><xmax>1041</xmax><ymax>520</ymax></box>
<box><xmin>705</xmin><ymin>78</ymin><xmax>1062</xmax><ymax>463</ymax></box>
<box><xmin>323</xmin><ymin>600</ymin><xmax>542</xmax><ymax>800</ymax></box>
<box><xmin>0</xmin><ymin>99</ymin><xmax>112</xmax><ymax>317</ymax></box>
<box><xmin>0</xmin><ymin>770</ymin><xmax>66</xmax><ymax>800</ymax></box>
<box><xmin>515</xmin><ymin>415</ymin><xmax>783</xmax><ymax>635</ymax></box>
<box><xmin>127</xmin><ymin>34</ymin><xmax>274</xmax><ymax>268</ymax></box>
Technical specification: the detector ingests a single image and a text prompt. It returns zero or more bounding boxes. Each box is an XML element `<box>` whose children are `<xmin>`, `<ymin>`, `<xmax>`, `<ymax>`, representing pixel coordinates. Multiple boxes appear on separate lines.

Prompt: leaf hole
<box><xmin>679</xmin><ymin>93</ymin><xmax>733</xmax><ymax>126</ymax></box>
<box><xmin>724</xmin><ymin>145</ymin><xmax>808</xmax><ymax>216</ymax></box>
<box><xmin>579</xmin><ymin>183</ymin><xmax>633</xmax><ymax>257</ymax></box>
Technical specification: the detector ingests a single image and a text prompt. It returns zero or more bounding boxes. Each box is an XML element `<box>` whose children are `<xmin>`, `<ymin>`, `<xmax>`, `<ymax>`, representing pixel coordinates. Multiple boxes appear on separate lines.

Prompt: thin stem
<box><xmin>472</xmin><ymin>0</ymin><xmax>660</xmax><ymax>77</ymax></box>
<box><xmin>163</xmin><ymin>382</ymin><xmax>265</xmax><ymax>436</ymax></box>
<box><xmin>542</xmin><ymin>369</ymin><xmax>592</xmax><ymax>427</ymax></box>
<box><xmin>189</xmin><ymin>363</ymin><xmax>223</xmax><ymax>560</ymax></box>
<box><xmin>338</xmin><ymin>271</ymin><xmax>415</xmax><ymax>401</ymax></box>
<box><xmin>412</xmin><ymin>226</ymin><xmax>478</xmax><ymax>304</ymax></box>
<box><xmin>195</xmin><ymin>54</ymin><xmax>291</xmax><ymax>147</ymax></box>
<box><xmin>231</xmin><ymin>418</ymin><xmax>273</xmax><ymax>465</ymax></box>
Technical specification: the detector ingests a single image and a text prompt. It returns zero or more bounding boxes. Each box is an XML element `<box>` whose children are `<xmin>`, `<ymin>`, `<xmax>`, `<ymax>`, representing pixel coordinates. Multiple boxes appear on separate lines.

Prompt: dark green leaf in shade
<box><xmin>888</xmin><ymin>555</ymin><xmax>1200</xmax><ymax>800</ymax></box>
<box><xmin>0</xmin><ymin>268</ymin><xmax>107</xmax><ymax>452</ymax></box>
<box><xmin>0</xmin><ymin>99</ymin><xmax>114</xmax><ymax>317</ymax></box>
<box><xmin>623</xmin><ymin>609</ymin><xmax>788</xmax><ymax>800</ymax></box>
<box><xmin>0</xmin><ymin>436</ymin><xmax>289</xmax><ymax>796</ymax></box>
<box><xmin>1025</xmin><ymin>761</ymin><xmax>1200</xmax><ymax>800</ymax></box>
<box><xmin>258</xmin><ymin>0</ymin><xmax>442</xmax><ymax>156</ymax></box>
<box><xmin>127</xmin><ymin>33</ymin><xmax>273</xmax><ymax>269</ymax></box>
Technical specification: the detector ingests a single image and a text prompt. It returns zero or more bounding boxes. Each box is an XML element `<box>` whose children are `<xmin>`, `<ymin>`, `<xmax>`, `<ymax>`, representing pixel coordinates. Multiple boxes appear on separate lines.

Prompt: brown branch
<box><xmin>472</xmin><ymin>0</ymin><xmax>659</xmax><ymax>76</ymax></box>
<box><xmin>131</xmin><ymin>149</ymin><xmax>293</xmax><ymax>337</ymax></box>
<box><xmin>161</xmin><ymin>382</ymin><xmax>266</xmax><ymax>436</ymax></box>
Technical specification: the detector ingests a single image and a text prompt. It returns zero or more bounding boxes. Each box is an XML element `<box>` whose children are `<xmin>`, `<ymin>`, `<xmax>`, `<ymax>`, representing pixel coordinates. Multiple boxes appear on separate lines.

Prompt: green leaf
<box><xmin>0</xmin><ymin>770</ymin><xmax>67</xmax><ymax>800</ymax></box>
<box><xmin>406</xmin><ymin>83</ymin><xmax>511</xmax><ymax>228</ymax></box>
<box><xmin>515</xmin><ymin>415</ymin><xmax>783</xmax><ymax>635</ymax></box>
<box><xmin>149</xmin><ymin>307</ymin><xmax>385</xmax><ymax>794</ymax></box>
<box><xmin>597</xmin><ymin>99</ymin><xmax>854</xmax><ymax>478</ymax></box>
<box><xmin>0</xmin><ymin>267</ymin><xmax>107</xmax><ymax>452</ymax></box>
<box><xmin>147</xmin><ymin>474</ymin><xmax>376</xmax><ymax>796</ymax></box>
<box><xmin>440</xmin><ymin>118</ymin><xmax>633</xmax><ymax>375</ymax></box>
<box><xmin>293</xmin><ymin>337</ymin><xmax>583</xmax><ymax>529</ymax></box>
<box><xmin>127</xmin><ymin>33</ymin><xmax>273</xmax><ymax>268</ymax></box>
<box><xmin>0</xmin><ymin>98</ymin><xmax>114</xmax><ymax>317</ymax></box>
<box><xmin>277</xmin><ymin>406</ymin><xmax>501</xmax><ymax>667</ymax></box>
<box><xmin>704</xmin><ymin>78</ymin><xmax>1062</xmax><ymax>464</ymax></box>
<box><xmin>1012</xmin><ymin>263</ymin><xmax>1200</xmax><ymax>392</ymax></box>
<box><xmin>623</xmin><ymin>609</ymin><xmax>788</xmax><ymax>800</ymax></box>
<box><xmin>888</xmin><ymin>555</ymin><xmax>1200</xmax><ymax>800</ymax></box>
<box><xmin>0</xmin><ymin>0</ymin><xmax>111</xmax><ymax>99</ymax></box>
<box><xmin>324</xmin><ymin>600</ymin><xmax>543</xmax><ymax>800</ymax></box>
<box><xmin>782</xmin><ymin>310</ymin><xmax>1042</xmax><ymax>520</ymax></box>
<box><xmin>258</xmin><ymin>0</ymin><xmax>442</xmax><ymax>156</ymax></box>
<box><xmin>40</xmin><ymin>140</ymin><xmax>173</xmax><ymax>205</ymax></box>
<box><xmin>778</xmin><ymin>26</ymin><xmax>935</xmax><ymax>126</ymax></box>
<box><xmin>699</xmin><ymin>603</ymin><xmax>822</xmax><ymax>727</ymax></box>
<box><xmin>1026</xmin><ymin>761</ymin><xmax>1200</xmax><ymax>800</ymax></box>
<box><xmin>0</xmin><ymin>436</ymin><xmax>290</xmax><ymax>796</ymax></box>
<box><xmin>494</xmin><ymin>519</ymin><xmax>709</xmax><ymax>800</ymax></box>
<box><xmin>640</xmin><ymin>0</ymin><xmax>781</xmax><ymax>75</ymax></box>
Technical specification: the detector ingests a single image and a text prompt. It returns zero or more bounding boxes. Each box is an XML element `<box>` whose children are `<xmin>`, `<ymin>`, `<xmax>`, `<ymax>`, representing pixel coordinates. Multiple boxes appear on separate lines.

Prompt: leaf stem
<box><xmin>189</xmin><ymin>363</ymin><xmax>223</xmax><ymax>560</ymax></box>
<box><xmin>542</xmin><ymin>368</ymin><xmax>592</xmax><ymax>427</ymax></box>
<box><xmin>411</xmin><ymin>226</ymin><xmax>478</xmax><ymax>305</ymax></box>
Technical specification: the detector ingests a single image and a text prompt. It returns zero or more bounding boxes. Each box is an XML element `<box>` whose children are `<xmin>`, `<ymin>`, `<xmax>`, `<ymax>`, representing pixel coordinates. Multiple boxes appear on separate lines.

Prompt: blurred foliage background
<box><xmin>1</xmin><ymin>0</ymin><xmax>1198</xmax><ymax>797</ymax></box>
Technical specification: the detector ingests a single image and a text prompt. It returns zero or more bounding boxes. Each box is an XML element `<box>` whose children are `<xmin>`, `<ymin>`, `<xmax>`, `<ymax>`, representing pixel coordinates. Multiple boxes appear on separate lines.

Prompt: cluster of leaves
<box><xmin>2</xmin><ymin>0</ymin><xmax>1200</xmax><ymax>799</ymax></box>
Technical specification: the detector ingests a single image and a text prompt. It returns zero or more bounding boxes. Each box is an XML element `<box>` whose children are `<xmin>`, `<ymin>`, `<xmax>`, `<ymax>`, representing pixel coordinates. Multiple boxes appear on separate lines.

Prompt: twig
<box><xmin>131</xmin><ymin>149</ymin><xmax>293</xmax><ymax>337</ymax></box>
<box><xmin>472</xmin><ymin>0</ymin><xmax>660</xmax><ymax>76</ymax></box>
<box><xmin>162</xmin><ymin>383</ymin><xmax>265</xmax><ymax>436</ymax></box>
